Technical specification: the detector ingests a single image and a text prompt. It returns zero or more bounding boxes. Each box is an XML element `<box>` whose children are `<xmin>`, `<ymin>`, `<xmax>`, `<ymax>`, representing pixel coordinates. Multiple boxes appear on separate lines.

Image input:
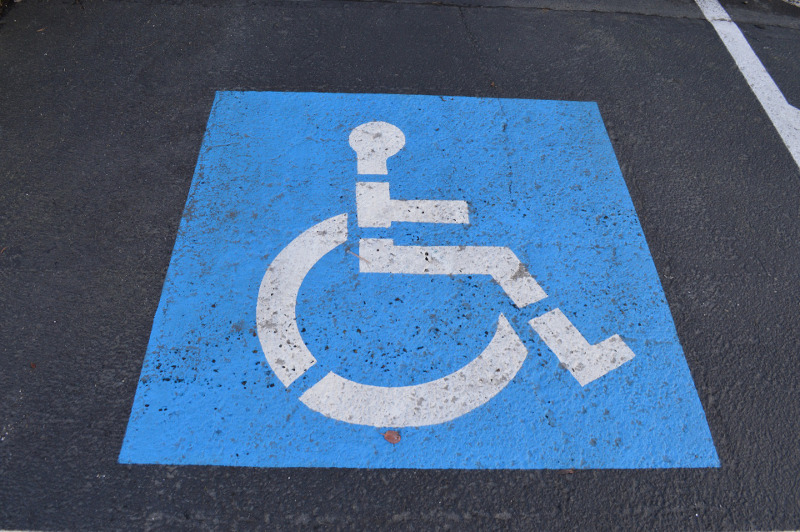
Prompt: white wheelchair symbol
<box><xmin>257</xmin><ymin>122</ymin><xmax>635</xmax><ymax>428</ymax></box>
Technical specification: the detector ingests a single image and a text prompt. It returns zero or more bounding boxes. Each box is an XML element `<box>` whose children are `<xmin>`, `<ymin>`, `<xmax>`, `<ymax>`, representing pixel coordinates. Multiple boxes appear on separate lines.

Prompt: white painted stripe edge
<box><xmin>695</xmin><ymin>0</ymin><xmax>800</xmax><ymax>170</ymax></box>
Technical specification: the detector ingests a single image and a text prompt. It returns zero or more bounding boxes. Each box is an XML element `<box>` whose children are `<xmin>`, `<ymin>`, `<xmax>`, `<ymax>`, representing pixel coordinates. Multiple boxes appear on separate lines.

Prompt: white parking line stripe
<box><xmin>696</xmin><ymin>0</ymin><xmax>800</xmax><ymax>171</ymax></box>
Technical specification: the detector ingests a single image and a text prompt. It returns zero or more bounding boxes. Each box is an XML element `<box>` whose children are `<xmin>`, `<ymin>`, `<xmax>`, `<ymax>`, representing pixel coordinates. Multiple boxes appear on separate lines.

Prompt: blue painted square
<box><xmin>119</xmin><ymin>92</ymin><xmax>719</xmax><ymax>468</ymax></box>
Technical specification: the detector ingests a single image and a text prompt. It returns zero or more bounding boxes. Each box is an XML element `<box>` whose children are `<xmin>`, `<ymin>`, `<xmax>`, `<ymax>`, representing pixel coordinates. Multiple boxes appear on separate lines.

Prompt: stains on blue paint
<box><xmin>119</xmin><ymin>92</ymin><xmax>719</xmax><ymax>469</ymax></box>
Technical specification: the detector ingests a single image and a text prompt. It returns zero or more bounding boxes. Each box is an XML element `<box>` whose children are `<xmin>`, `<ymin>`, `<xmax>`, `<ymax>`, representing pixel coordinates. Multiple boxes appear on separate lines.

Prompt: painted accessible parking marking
<box><xmin>120</xmin><ymin>92</ymin><xmax>718</xmax><ymax>469</ymax></box>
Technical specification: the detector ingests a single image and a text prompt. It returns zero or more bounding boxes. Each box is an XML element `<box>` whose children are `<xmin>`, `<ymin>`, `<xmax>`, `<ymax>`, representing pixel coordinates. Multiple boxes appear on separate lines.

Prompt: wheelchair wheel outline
<box><xmin>256</xmin><ymin>213</ymin><xmax>529</xmax><ymax>428</ymax></box>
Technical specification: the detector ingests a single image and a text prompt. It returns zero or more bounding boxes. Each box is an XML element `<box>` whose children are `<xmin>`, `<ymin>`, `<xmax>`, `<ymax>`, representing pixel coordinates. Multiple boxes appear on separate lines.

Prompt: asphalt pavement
<box><xmin>1</xmin><ymin>0</ymin><xmax>800</xmax><ymax>529</ymax></box>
